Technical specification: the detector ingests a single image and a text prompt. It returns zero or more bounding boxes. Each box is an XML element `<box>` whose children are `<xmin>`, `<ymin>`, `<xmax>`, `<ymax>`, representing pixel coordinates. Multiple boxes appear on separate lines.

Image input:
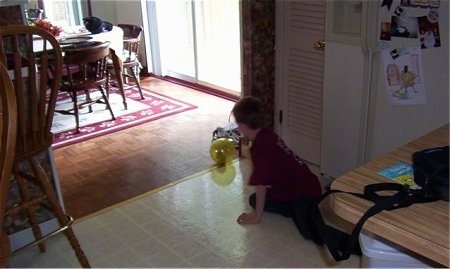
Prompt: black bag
<box><xmin>412</xmin><ymin>146</ymin><xmax>449</xmax><ymax>201</ymax></box>
<box><xmin>310</xmin><ymin>182</ymin><xmax>437</xmax><ymax>262</ymax></box>
<box><xmin>83</xmin><ymin>17</ymin><xmax>113</xmax><ymax>34</ymax></box>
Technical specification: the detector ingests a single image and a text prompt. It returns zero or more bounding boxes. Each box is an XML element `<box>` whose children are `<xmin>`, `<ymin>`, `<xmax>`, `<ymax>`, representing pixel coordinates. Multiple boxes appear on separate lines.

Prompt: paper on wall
<box><xmin>382</xmin><ymin>46</ymin><xmax>426</xmax><ymax>105</ymax></box>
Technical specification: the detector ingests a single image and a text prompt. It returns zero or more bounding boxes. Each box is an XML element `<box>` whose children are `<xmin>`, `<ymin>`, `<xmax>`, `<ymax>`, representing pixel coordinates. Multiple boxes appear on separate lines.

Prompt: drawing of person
<box><xmin>400</xmin><ymin>65</ymin><xmax>417</xmax><ymax>94</ymax></box>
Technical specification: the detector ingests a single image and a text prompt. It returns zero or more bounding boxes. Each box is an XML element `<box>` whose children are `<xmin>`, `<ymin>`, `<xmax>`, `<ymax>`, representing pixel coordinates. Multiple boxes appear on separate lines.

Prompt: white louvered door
<box><xmin>275</xmin><ymin>1</ymin><xmax>326</xmax><ymax>167</ymax></box>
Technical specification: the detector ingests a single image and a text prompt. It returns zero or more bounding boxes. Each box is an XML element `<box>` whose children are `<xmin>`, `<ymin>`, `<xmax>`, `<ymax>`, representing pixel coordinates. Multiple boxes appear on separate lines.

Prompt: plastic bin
<box><xmin>359</xmin><ymin>231</ymin><xmax>433</xmax><ymax>268</ymax></box>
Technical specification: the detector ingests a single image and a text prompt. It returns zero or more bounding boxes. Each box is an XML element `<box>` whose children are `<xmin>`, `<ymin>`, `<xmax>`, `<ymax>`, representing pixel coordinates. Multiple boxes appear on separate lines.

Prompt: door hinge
<box><xmin>279</xmin><ymin>110</ymin><xmax>283</xmax><ymax>124</ymax></box>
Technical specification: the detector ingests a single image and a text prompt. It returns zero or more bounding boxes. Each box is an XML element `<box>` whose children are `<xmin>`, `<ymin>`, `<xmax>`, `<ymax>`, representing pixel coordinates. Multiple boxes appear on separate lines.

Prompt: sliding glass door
<box><xmin>42</xmin><ymin>0</ymin><xmax>83</xmax><ymax>27</ymax></box>
<box><xmin>156</xmin><ymin>1</ymin><xmax>196</xmax><ymax>78</ymax></box>
<box><xmin>151</xmin><ymin>0</ymin><xmax>241</xmax><ymax>93</ymax></box>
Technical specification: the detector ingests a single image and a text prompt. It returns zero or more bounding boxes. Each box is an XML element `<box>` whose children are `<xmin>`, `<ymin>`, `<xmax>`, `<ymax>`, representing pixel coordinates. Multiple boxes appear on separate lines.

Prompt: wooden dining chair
<box><xmin>0</xmin><ymin>25</ymin><xmax>90</xmax><ymax>268</ymax></box>
<box><xmin>0</xmin><ymin>61</ymin><xmax>17</xmax><ymax>268</ymax></box>
<box><xmin>106</xmin><ymin>24</ymin><xmax>145</xmax><ymax>110</ymax></box>
<box><xmin>58</xmin><ymin>41</ymin><xmax>115</xmax><ymax>133</ymax></box>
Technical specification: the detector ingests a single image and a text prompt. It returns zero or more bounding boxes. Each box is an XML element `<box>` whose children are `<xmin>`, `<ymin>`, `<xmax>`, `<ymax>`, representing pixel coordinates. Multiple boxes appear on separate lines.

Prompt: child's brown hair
<box><xmin>232</xmin><ymin>96</ymin><xmax>269</xmax><ymax>129</ymax></box>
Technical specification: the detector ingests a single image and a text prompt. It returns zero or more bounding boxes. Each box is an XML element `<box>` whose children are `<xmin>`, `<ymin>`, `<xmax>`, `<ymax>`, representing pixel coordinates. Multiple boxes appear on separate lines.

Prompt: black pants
<box><xmin>249</xmin><ymin>193</ymin><xmax>293</xmax><ymax>217</ymax></box>
<box><xmin>248</xmin><ymin>193</ymin><xmax>362</xmax><ymax>255</ymax></box>
<box><xmin>248</xmin><ymin>193</ymin><xmax>321</xmax><ymax>242</ymax></box>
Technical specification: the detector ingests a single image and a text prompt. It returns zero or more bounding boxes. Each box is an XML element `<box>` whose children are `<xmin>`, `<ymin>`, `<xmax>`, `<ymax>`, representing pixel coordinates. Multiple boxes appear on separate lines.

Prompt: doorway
<box><xmin>275</xmin><ymin>0</ymin><xmax>326</xmax><ymax>171</ymax></box>
<box><xmin>148</xmin><ymin>0</ymin><xmax>242</xmax><ymax>95</ymax></box>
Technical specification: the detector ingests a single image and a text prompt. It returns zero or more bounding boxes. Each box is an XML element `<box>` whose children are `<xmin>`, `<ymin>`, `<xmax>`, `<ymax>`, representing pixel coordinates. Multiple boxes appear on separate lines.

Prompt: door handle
<box><xmin>313</xmin><ymin>40</ymin><xmax>325</xmax><ymax>51</ymax></box>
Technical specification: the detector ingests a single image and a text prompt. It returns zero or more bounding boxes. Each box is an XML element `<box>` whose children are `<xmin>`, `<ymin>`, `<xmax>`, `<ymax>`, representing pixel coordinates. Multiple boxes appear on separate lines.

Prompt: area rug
<box><xmin>51</xmin><ymin>85</ymin><xmax>197</xmax><ymax>149</ymax></box>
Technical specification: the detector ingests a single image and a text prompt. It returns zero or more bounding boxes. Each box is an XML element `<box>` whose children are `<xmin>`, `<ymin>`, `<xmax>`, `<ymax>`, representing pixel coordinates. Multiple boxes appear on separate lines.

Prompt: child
<box><xmin>232</xmin><ymin>96</ymin><xmax>323</xmax><ymax>240</ymax></box>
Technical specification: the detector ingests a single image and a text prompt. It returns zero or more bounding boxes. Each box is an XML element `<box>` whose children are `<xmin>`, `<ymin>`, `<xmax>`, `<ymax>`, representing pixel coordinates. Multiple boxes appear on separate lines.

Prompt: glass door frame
<box><xmin>144</xmin><ymin>0</ymin><xmax>242</xmax><ymax>95</ymax></box>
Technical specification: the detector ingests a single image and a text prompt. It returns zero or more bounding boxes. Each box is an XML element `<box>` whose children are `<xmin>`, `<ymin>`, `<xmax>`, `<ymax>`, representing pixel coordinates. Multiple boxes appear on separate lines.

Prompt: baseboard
<box><xmin>148</xmin><ymin>74</ymin><xmax>240</xmax><ymax>102</ymax></box>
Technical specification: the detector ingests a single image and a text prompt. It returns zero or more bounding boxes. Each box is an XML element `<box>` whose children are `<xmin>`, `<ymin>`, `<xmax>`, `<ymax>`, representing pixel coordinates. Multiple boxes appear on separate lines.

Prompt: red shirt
<box><xmin>249</xmin><ymin>128</ymin><xmax>322</xmax><ymax>201</ymax></box>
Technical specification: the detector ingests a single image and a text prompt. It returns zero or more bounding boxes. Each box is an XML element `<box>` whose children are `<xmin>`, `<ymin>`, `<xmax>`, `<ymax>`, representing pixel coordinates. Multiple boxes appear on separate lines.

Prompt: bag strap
<box><xmin>313</xmin><ymin>182</ymin><xmax>437</xmax><ymax>261</ymax></box>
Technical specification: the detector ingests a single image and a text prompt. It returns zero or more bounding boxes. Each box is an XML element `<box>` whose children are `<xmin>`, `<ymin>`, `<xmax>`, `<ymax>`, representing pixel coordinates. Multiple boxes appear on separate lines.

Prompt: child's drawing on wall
<box><xmin>382</xmin><ymin>46</ymin><xmax>426</xmax><ymax>105</ymax></box>
<box><xmin>399</xmin><ymin>65</ymin><xmax>417</xmax><ymax>94</ymax></box>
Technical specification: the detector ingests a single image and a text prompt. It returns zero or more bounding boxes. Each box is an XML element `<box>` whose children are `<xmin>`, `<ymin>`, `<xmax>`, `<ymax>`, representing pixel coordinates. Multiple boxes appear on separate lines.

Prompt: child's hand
<box><xmin>237</xmin><ymin>211</ymin><xmax>260</xmax><ymax>224</ymax></box>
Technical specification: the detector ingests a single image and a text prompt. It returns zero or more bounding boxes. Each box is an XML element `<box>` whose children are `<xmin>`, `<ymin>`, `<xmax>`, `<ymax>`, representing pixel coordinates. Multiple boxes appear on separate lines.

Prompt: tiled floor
<box><xmin>9</xmin><ymin>159</ymin><xmax>361</xmax><ymax>268</ymax></box>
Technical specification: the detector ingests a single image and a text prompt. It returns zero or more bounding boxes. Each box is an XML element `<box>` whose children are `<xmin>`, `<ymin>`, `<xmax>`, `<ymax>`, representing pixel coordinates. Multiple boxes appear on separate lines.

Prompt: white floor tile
<box><xmin>8</xmin><ymin>159</ymin><xmax>362</xmax><ymax>268</ymax></box>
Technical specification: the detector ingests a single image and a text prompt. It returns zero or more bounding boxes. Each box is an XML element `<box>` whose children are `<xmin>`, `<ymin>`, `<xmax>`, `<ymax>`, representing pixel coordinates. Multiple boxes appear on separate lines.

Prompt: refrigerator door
<box><xmin>321</xmin><ymin>0</ymin><xmax>368</xmax><ymax>178</ymax></box>
<box><xmin>321</xmin><ymin>0</ymin><xmax>449</xmax><ymax>179</ymax></box>
<box><xmin>366</xmin><ymin>1</ymin><xmax>449</xmax><ymax>161</ymax></box>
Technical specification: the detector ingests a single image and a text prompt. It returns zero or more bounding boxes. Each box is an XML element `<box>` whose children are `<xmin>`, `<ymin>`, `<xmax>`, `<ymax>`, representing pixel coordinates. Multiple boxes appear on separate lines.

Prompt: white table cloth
<box><xmin>59</xmin><ymin>25</ymin><xmax>124</xmax><ymax>53</ymax></box>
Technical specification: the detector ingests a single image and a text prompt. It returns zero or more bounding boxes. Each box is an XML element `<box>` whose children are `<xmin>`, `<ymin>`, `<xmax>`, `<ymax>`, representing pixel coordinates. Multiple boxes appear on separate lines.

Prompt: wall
<box><xmin>90</xmin><ymin>0</ymin><xmax>147</xmax><ymax>70</ymax></box>
<box><xmin>241</xmin><ymin>0</ymin><xmax>275</xmax><ymax>123</ymax></box>
<box><xmin>25</xmin><ymin>0</ymin><xmax>38</xmax><ymax>9</ymax></box>
<box><xmin>90</xmin><ymin>0</ymin><xmax>144</xmax><ymax>27</ymax></box>
<box><xmin>89</xmin><ymin>0</ymin><xmax>117</xmax><ymax>24</ymax></box>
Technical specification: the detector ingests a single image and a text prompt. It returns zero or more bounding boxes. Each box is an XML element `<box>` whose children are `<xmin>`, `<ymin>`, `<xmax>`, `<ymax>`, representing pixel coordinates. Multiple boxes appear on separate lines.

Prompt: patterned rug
<box><xmin>51</xmin><ymin>85</ymin><xmax>197</xmax><ymax>149</ymax></box>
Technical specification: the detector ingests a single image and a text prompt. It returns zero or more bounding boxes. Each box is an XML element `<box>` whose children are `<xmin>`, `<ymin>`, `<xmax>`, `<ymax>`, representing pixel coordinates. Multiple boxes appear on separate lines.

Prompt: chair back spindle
<box><xmin>58</xmin><ymin>41</ymin><xmax>115</xmax><ymax>132</ymax></box>
<box><xmin>0</xmin><ymin>25</ymin><xmax>90</xmax><ymax>268</ymax></box>
<box><xmin>0</xmin><ymin>26</ymin><xmax>62</xmax><ymax>159</ymax></box>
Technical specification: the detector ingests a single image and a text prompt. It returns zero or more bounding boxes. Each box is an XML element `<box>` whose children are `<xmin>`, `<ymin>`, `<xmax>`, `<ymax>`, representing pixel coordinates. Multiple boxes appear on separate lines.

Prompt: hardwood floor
<box><xmin>53</xmin><ymin>77</ymin><xmax>237</xmax><ymax>219</ymax></box>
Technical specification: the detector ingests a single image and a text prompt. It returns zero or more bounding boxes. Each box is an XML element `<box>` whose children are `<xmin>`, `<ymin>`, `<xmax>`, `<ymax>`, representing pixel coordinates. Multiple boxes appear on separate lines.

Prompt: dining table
<box><xmin>32</xmin><ymin>25</ymin><xmax>126</xmax><ymax>99</ymax></box>
<box><xmin>330</xmin><ymin>123</ymin><xmax>449</xmax><ymax>267</ymax></box>
<box><xmin>57</xmin><ymin>25</ymin><xmax>123</xmax><ymax>53</ymax></box>
<box><xmin>59</xmin><ymin>25</ymin><xmax>126</xmax><ymax>98</ymax></box>
<box><xmin>28</xmin><ymin>25</ymin><xmax>124</xmax><ymax>74</ymax></box>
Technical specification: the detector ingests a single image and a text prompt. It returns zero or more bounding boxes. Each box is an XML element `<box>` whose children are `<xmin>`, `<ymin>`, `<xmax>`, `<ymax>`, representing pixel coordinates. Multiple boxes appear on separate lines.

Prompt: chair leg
<box><xmin>7</xmin><ymin>155</ymin><xmax>90</xmax><ymax>268</ymax></box>
<box><xmin>12</xmin><ymin>166</ymin><xmax>47</xmax><ymax>253</ymax></box>
<box><xmin>71</xmin><ymin>92</ymin><xmax>80</xmax><ymax>133</ymax></box>
<box><xmin>29</xmin><ymin>156</ymin><xmax>90</xmax><ymax>268</ymax></box>
<box><xmin>108</xmin><ymin>69</ymin><xmax>127</xmax><ymax>110</ymax></box>
<box><xmin>105</xmin><ymin>74</ymin><xmax>128</xmax><ymax>110</ymax></box>
<box><xmin>0</xmin><ymin>232</ymin><xmax>11</xmax><ymax>267</ymax></box>
<box><xmin>98</xmin><ymin>86</ymin><xmax>116</xmax><ymax>121</ymax></box>
<box><xmin>116</xmin><ymin>70</ymin><xmax>128</xmax><ymax>110</ymax></box>
<box><xmin>106</xmin><ymin>72</ymin><xmax>110</xmax><ymax>99</ymax></box>
<box><xmin>129</xmin><ymin>66</ymin><xmax>144</xmax><ymax>100</ymax></box>
<box><xmin>115</xmin><ymin>75</ymin><xmax>127</xmax><ymax>110</ymax></box>
<box><xmin>110</xmin><ymin>48</ymin><xmax>128</xmax><ymax>110</ymax></box>
<box><xmin>84</xmin><ymin>90</ymin><xmax>93</xmax><ymax>113</ymax></box>
<box><xmin>118</xmin><ymin>84</ymin><xmax>128</xmax><ymax>110</ymax></box>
